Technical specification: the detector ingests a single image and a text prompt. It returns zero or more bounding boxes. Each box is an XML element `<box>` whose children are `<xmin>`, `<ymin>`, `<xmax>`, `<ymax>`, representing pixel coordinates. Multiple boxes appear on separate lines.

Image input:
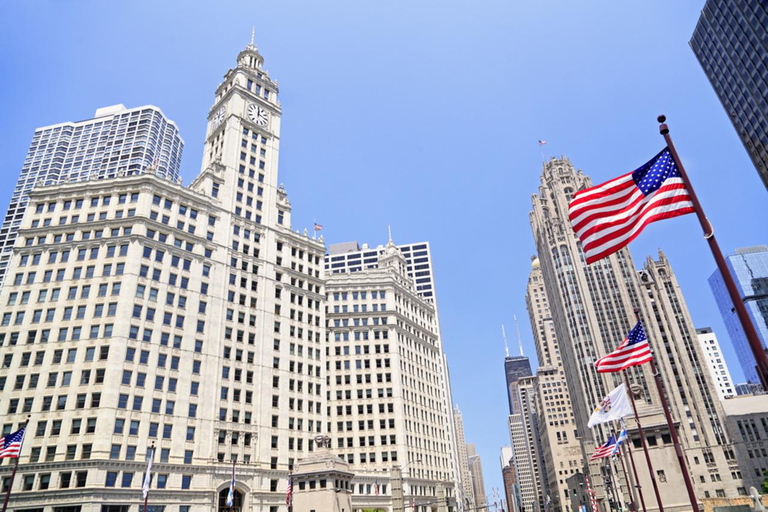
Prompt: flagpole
<box><xmin>621</xmin><ymin>431</ymin><xmax>647</xmax><ymax>512</ymax></box>
<box><xmin>609</xmin><ymin>424</ymin><xmax>636</xmax><ymax>512</ymax></box>
<box><xmin>0</xmin><ymin>417</ymin><xmax>29</xmax><ymax>512</ymax></box>
<box><xmin>632</xmin><ymin>309</ymin><xmax>699</xmax><ymax>512</ymax></box>
<box><xmin>658</xmin><ymin>115</ymin><xmax>768</xmax><ymax>388</ymax></box>
<box><xmin>623</xmin><ymin>371</ymin><xmax>664</xmax><ymax>512</ymax></box>
<box><xmin>144</xmin><ymin>442</ymin><xmax>155</xmax><ymax>512</ymax></box>
<box><xmin>604</xmin><ymin>458</ymin><xmax>621</xmax><ymax>512</ymax></box>
<box><xmin>615</xmin><ymin>421</ymin><xmax>645</xmax><ymax>512</ymax></box>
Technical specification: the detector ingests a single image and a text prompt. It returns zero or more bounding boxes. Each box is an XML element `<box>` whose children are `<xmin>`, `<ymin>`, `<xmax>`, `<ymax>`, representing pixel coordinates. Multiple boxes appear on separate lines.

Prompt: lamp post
<box><xmin>392</xmin><ymin>458</ymin><xmax>422</xmax><ymax>512</ymax></box>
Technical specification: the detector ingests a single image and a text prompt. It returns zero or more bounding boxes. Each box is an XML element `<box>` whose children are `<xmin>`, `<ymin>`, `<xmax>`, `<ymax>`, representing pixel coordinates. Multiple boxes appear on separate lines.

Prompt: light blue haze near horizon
<box><xmin>1</xmin><ymin>0</ymin><xmax>767</xmax><ymax>502</ymax></box>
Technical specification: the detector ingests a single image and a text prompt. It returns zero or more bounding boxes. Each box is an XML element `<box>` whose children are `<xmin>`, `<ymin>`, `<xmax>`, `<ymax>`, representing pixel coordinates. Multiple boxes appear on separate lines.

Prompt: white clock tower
<box><xmin>190</xmin><ymin>35</ymin><xmax>327</xmax><ymax>511</ymax></box>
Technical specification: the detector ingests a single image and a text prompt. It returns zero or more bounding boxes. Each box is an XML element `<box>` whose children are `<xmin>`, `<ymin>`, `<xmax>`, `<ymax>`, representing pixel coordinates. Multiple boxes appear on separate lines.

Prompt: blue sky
<box><xmin>2</xmin><ymin>0</ymin><xmax>767</xmax><ymax>502</ymax></box>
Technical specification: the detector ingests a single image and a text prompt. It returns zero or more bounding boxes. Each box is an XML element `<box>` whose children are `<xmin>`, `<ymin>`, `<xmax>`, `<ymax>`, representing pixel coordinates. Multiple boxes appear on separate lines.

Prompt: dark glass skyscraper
<box><xmin>690</xmin><ymin>0</ymin><xmax>768</xmax><ymax>192</ymax></box>
<box><xmin>708</xmin><ymin>245</ymin><xmax>768</xmax><ymax>387</ymax></box>
<box><xmin>504</xmin><ymin>355</ymin><xmax>532</xmax><ymax>414</ymax></box>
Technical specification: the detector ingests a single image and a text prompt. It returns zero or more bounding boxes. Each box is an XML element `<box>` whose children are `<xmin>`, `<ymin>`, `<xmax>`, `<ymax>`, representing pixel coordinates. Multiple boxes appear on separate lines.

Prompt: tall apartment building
<box><xmin>325</xmin><ymin>239</ymin><xmax>458</xmax><ymax>510</ymax></box>
<box><xmin>708</xmin><ymin>245</ymin><xmax>768</xmax><ymax>388</ymax></box>
<box><xmin>507</xmin><ymin>375</ymin><xmax>546</xmax><ymax>512</ymax></box>
<box><xmin>529</xmin><ymin>156</ymin><xmax>745</xmax><ymax>509</ymax></box>
<box><xmin>0</xmin><ymin>39</ymin><xmax>326</xmax><ymax>511</ymax></box>
<box><xmin>525</xmin><ymin>258</ymin><xmax>583</xmax><ymax>512</ymax></box>
<box><xmin>454</xmin><ymin>406</ymin><xmax>476</xmax><ymax>508</ymax></box>
<box><xmin>467</xmin><ymin>444</ymin><xmax>487</xmax><ymax>510</ymax></box>
<box><xmin>690</xmin><ymin>0</ymin><xmax>768</xmax><ymax>192</ymax></box>
<box><xmin>696</xmin><ymin>328</ymin><xmax>736</xmax><ymax>400</ymax></box>
<box><xmin>0</xmin><ymin>104</ymin><xmax>183</xmax><ymax>290</ymax></box>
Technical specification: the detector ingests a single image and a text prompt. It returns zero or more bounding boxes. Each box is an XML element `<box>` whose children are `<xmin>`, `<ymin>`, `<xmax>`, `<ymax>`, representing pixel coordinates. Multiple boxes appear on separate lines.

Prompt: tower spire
<box><xmin>250</xmin><ymin>26</ymin><xmax>256</xmax><ymax>47</ymax></box>
<box><xmin>514</xmin><ymin>313</ymin><xmax>524</xmax><ymax>356</ymax></box>
<box><xmin>387</xmin><ymin>224</ymin><xmax>393</xmax><ymax>243</ymax></box>
<box><xmin>502</xmin><ymin>325</ymin><xmax>509</xmax><ymax>358</ymax></box>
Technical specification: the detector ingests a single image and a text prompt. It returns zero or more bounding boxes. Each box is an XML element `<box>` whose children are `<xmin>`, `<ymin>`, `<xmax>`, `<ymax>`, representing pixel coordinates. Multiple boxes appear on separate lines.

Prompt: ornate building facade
<box><xmin>0</xmin><ymin>39</ymin><xmax>325</xmax><ymax>511</ymax></box>
<box><xmin>325</xmin><ymin>239</ymin><xmax>459</xmax><ymax>511</ymax></box>
<box><xmin>529</xmin><ymin>156</ymin><xmax>744</xmax><ymax>511</ymax></box>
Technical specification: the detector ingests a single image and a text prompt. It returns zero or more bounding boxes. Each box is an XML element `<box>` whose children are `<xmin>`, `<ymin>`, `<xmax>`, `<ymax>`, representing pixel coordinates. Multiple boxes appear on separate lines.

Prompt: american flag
<box><xmin>286</xmin><ymin>472</ymin><xmax>293</xmax><ymax>507</ymax></box>
<box><xmin>0</xmin><ymin>427</ymin><xmax>26</xmax><ymax>459</ymax></box>
<box><xmin>538</xmin><ymin>139</ymin><xmax>547</xmax><ymax>146</ymax></box>
<box><xmin>595</xmin><ymin>321</ymin><xmax>652</xmax><ymax>373</ymax></box>
<box><xmin>590</xmin><ymin>434</ymin><xmax>617</xmax><ymax>461</ymax></box>
<box><xmin>313</xmin><ymin>222</ymin><xmax>323</xmax><ymax>232</ymax></box>
<box><xmin>568</xmin><ymin>147</ymin><xmax>694</xmax><ymax>264</ymax></box>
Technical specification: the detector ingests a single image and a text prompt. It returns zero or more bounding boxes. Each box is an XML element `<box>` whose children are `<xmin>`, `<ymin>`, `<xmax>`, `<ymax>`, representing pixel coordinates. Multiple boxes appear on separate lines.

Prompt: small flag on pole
<box><xmin>611</xmin><ymin>428</ymin><xmax>628</xmax><ymax>456</ymax></box>
<box><xmin>286</xmin><ymin>472</ymin><xmax>293</xmax><ymax>507</ymax></box>
<box><xmin>595</xmin><ymin>321</ymin><xmax>652</xmax><ymax>373</ymax></box>
<box><xmin>226</xmin><ymin>460</ymin><xmax>236</xmax><ymax>507</ymax></box>
<box><xmin>314</xmin><ymin>222</ymin><xmax>323</xmax><ymax>232</ymax></box>
<box><xmin>142</xmin><ymin>446</ymin><xmax>154</xmax><ymax>500</ymax></box>
<box><xmin>538</xmin><ymin>140</ymin><xmax>547</xmax><ymax>146</ymax></box>
<box><xmin>590</xmin><ymin>435</ymin><xmax>618</xmax><ymax>460</ymax></box>
<box><xmin>568</xmin><ymin>147</ymin><xmax>694</xmax><ymax>264</ymax></box>
<box><xmin>0</xmin><ymin>427</ymin><xmax>26</xmax><ymax>458</ymax></box>
<box><xmin>587</xmin><ymin>384</ymin><xmax>633</xmax><ymax>428</ymax></box>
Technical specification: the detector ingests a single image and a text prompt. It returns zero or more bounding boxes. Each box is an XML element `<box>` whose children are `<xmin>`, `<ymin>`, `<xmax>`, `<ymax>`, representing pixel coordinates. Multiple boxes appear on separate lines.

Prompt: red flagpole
<box><xmin>623</xmin><ymin>372</ymin><xmax>664</xmax><ymax>512</ymax></box>
<box><xmin>658</xmin><ymin>115</ymin><xmax>768</xmax><ymax>389</ymax></box>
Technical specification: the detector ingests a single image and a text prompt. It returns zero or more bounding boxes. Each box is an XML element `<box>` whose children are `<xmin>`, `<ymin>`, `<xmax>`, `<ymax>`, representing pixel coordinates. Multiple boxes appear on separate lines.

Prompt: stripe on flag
<box><xmin>595</xmin><ymin>321</ymin><xmax>652</xmax><ymax>373</ymax></box>
<box><xmin>0</xmin><ymin>427</ymin><xmax>25</xmax><ymax>458</ymax></box>
<box><xmin>568</xmin><ymin>147</ymin><xmax>694</xmax><ymax>264</ymax></box>
<box><xmin>590</xmin><ymin>435</ymin><xmax>618</xmax><ymax>460</ymax></box>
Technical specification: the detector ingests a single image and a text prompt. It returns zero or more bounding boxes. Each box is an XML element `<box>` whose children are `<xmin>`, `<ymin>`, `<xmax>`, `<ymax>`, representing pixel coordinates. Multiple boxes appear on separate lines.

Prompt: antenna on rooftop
<box><xmin>502</xmin><ymin>325</ymin><xmax>509</xmax><ymax>358</ymax></box>
<box><xmin>514</xmin><ymin>313</ymin><xmax>524</xmax><ymax>356</ymax></box>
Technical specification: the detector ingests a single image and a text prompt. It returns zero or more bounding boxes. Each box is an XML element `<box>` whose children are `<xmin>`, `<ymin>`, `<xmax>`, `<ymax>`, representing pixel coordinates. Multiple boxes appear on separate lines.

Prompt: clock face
<box><xmin>212</xmin><ymin>107</ymin><xmax>226</xmax><ymax>129</ymax></box>
<box><xmin>247</xmin><ymin>103</ymin><xmax>269</xmax><ymax>127</ymax></box>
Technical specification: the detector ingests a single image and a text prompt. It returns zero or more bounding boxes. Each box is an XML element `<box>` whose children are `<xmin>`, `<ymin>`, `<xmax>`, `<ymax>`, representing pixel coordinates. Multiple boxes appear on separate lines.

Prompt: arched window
<box><xmin>218</xmin><ymin>488</ymin><xmax>244</xmax><ymax>511</ymax></box>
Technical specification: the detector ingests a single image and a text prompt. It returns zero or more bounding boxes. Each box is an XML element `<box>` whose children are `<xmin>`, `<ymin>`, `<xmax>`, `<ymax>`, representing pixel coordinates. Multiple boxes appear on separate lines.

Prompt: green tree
<box><xmin>762</xmin><ymin>470</ymin><xmax>768</xmax><ymax>494</ymax></box>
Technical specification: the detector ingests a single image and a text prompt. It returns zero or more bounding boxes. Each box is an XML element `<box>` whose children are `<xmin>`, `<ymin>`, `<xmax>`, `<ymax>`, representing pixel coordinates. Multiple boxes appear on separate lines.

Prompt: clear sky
<box><xmin>2</xmin><ymin>0</ymin><xmax>767</xmax><ymax>503</ymax></box>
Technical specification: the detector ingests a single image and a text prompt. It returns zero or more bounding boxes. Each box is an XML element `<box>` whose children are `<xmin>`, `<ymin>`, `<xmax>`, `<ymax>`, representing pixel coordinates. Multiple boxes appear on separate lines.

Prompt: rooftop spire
<box><xmin>387</xmin><ymin>224</ymin><xmax>393</xmax><ymax>243</ymax></box>
<box><xmin>250</xmin><ymin>26</ymin><xmax>255</xmax><ymax>47</ymax></box>
<box><xmin>514</xmin><ymin>313</ymin><xmax>524</xmax><ymax>356</ymax></box>
<box><xmin>502</xmin><ymin>325</ymin><xmax>510</xmax><ymax>358</ymax></box>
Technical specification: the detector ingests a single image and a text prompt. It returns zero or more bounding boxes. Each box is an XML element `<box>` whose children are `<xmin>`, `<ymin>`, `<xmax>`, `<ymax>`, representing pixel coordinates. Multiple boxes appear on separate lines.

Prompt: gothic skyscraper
<box><xmin>529</xmin><ymin>156</ymin><xmax>744</xmax><ymax>510</ymax></box>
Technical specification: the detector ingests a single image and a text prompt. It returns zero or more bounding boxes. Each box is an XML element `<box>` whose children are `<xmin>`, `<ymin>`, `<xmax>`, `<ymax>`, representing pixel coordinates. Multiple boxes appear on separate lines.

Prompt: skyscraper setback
<box><xmin>529</xmin><ymin>156</ymin><xmax>745</xmax><ymax>509</ymax></box>
<box><xmin>0</xmin><ymin>104</ymin><xmax>183</xmax><ymax>290</ymax></box>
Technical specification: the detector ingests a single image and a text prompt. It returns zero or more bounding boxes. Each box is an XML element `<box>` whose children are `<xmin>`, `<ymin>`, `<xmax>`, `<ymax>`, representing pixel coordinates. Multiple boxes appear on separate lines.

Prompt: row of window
<box><xmin>33</xmin><ymin>193</ymin><xmax>139</xmax><ymax>215</ymax></box>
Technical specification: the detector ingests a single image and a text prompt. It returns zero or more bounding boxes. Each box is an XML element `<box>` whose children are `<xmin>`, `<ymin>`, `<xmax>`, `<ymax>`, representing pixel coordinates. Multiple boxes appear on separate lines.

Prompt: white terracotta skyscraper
<box><xmin>0</xmin><ymin>38</ymin><xmax>325</xmax><ymax>511</ymax></box>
